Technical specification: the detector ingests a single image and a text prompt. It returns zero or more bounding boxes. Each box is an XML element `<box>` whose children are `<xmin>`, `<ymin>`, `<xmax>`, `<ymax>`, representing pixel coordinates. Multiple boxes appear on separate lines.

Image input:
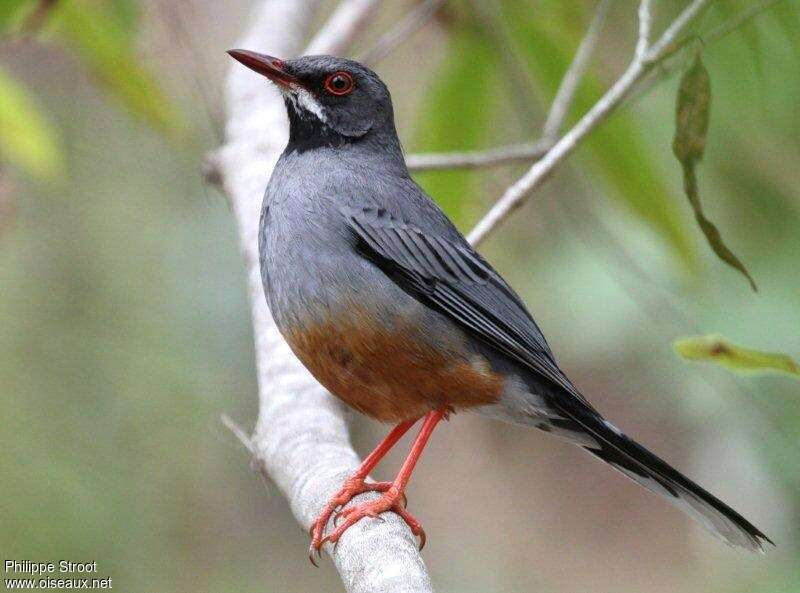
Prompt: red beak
<box><xmin>227</xmin><ymin>49</ymin><xmax>298</xmax><ymax>88</ymax></box>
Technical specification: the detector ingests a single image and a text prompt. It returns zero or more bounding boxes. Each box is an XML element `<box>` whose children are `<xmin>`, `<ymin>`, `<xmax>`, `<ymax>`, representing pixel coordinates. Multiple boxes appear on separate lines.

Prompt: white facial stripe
<box><xmin>282</xmin><ymin>85</ymin><xmax>328</xmax><ymax>123</ymax></box>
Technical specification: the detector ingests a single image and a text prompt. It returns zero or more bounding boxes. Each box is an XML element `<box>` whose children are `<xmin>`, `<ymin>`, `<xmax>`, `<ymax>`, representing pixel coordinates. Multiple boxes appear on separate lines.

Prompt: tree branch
<box><xmin>215</xmin><ymin>1</ymin><xmax>433</xmax><ymax>591</ymax></box>
<box><xmin>466</xmin><ymin>0</ymin><xmax>713</xmax><ymax>246</ymax></box>
<box><xmin>406</xmin><ymin>138</ymin><xmax>553</xmax><ymax>171</ymax></box>
<box><xmin>624</xmin><ymin>0</ymin><xmax>784</xmax><ymax>108</ymax></box>
<box><xmin>635</xmin><ymin>0</ymin><xmax>653</xmax><ymax>61</ymax></box>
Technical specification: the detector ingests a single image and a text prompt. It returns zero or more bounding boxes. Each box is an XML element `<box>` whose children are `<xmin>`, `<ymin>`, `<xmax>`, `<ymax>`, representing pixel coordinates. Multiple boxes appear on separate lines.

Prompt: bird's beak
<box><xmin>227</xmin><ymin>49</ymin><xmax>298</xmax><ymax>89</ymax></box>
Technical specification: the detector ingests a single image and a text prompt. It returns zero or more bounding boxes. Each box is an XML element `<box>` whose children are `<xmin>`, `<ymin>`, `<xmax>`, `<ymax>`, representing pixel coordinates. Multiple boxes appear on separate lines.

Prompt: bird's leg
<box><xmin>321</xmin><ymin>408</ymin><xmax>447</xmax><ymax>552</ymax></box>
<box><xmin>308</xmin><ymin>417</ymin><xmax>418</xmax><ymax>562</ymax></box>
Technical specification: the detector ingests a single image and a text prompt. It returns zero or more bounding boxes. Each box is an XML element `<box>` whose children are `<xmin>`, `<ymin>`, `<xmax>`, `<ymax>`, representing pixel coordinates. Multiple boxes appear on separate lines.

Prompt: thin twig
<box><xmin>635</xmin><ymin>0</ymin><xmax>653</xmax><ymax>60</ymax></box>
<box><xmin>543</xmin><ymin>0</ymin><xmax>612</xmax><ymax>138</ymax></box>
<box><xmin>359</xmin><ymin>0</ymin><xmax>446</xmax><ymax>65</ymax></box>
<box><xmin>220</xmin><ymin>414</ymin><xmax>256</xmax><ymax>455</ymax></box>
<box><xmin>467</xmin><ymin>0</ymin><xmax>714</xmax><ymax>246</ymax></box>
<box><xmin>646</xmin><ymin>0</ymin><xmax>713</xmax><ymax>62</ymax></box>
<box><xmin>407</xmin><ymin>138</ymin><xmax>553</xmax><ymax>171</ymax></box>
<box><xmin>626</xmin><ymin>0</ymin><xmax>783</xmax><ymax>107</ymax></box>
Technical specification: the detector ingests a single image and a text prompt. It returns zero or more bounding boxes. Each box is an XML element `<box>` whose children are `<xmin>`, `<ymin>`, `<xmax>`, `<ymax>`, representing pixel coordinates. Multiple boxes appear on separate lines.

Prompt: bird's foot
<box><xmin>320</xmin><ymin>487</ymin><xmax>425</xmax><ymax>552</ymax></box>
<box><xmin>308</xmin><ymin>477</ymin><xmax>405</xmax><ymax>564</ymax></box>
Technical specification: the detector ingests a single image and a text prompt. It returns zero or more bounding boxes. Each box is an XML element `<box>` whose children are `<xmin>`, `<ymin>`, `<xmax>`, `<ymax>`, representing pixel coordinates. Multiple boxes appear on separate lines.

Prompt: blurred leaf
<box><xmin>0</xmin><ymin>0</ymin><xmax>30</xmax><ymax>32</ymax></box>
<box><xmin>714</xmin><ymin>0</ymin><xmax>765</xmax><ymax>78</ymax></box>
<box><xmin>674</xmin><ymin>334</ymin><xmax>800</xmax><ymax>377</ymax></box>
<box><xmin>770</xmin><ymin>1</ymin><xmax>800</xmax><ymax>54</ymax></box>
<box><xmin>500</xmin><ymin>0</ymin><xmax>697</xmax><ymax>269</ymax></box>
<box><xmin>106</xmin><ymin>0</ymin><xmax>139</xmax><ymax>36</ymax></box>
<box><xmin>413</xmin><ymin>23</ymin><xmax>499</xmax><ymax>226</ymax></box>
<box><xmin>673</xmin><ymin>52</ymin><xmax>757</xmax><ymax>291</ymax></box>
<box><xmin>48</xmin><ymin>0</ymin><xmax>185</xmax><ymax>138</ymax></box>
<box><xmin>0</xmin><ymin>66</ymin><xmax>62</xmax><ymax>179</ymax></box>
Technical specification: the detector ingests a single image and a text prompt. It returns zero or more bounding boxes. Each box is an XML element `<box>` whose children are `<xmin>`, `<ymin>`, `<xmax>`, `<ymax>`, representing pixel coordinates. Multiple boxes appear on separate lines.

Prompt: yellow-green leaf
<box><xmin>673</xmin><ymin>52</ymin><xmax>757</xmax><ymax>291</ymax></box>
<box><xmin>0</xmin><ymin>66</ymin><xmax>62</xmax><ymax>179</ymax></box>
<box><xmin>674</xmin><ymin>334</ymin><xmax>800</xmax><ymax>377</ymax></box>
<box><xmin>48</xmin><ymin>0</ymin><xmax>185</xmax><ymax>138</ymax></box>
<box><xmin>0</xmin><ymin>0</ymin><xmax>30</xmax><ymax>32</ymax></box>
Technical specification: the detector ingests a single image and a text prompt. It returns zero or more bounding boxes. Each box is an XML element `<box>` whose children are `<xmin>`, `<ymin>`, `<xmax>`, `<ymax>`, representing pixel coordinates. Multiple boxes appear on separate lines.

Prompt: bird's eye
<box><xmin>324</xmin><ymin>71</ymin><xmax>355</xmax><ymax>96</ymax></box>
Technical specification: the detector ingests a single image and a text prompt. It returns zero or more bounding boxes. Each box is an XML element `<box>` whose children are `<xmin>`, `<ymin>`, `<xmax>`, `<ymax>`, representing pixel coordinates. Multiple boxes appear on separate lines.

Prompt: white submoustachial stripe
<box><xmin>283</xmin><ymin>86</ymin><xmax>329</xmax><ymax>123</ymax></box>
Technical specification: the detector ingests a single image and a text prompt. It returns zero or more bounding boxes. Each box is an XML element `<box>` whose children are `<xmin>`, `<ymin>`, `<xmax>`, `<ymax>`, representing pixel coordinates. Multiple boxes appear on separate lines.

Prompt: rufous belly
<box><xmin>284</xmin><ymin>310</ymin><xmax>504</xmax><ymax>423</ymax></box>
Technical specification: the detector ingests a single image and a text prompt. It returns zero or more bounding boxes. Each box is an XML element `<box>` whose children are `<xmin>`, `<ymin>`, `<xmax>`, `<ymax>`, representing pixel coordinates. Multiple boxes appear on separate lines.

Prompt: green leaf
<box><xmin>413</xmin><ymin>23</ymin><xmax>499</xmax><ymax>227</ymax></box>
<box><xmin>673</xmin><ymin>52</ymin><xmax>757</xmax><ymax>291</ymax></box>
<box><xmin>769</xmin><ymin>1</ymin><xmax>800</xmax><ymax>54</ymax></box>
<box><xmin>48</xmin><ymin>0</ymin><xmax>185</xmax><ymax>138</ymax></box>
<box><xmin>0</xmin><ymin>0</ymin><xmax>30</xmax><ymax>32</ymax></box>
<box><xmin>674</xmin><ymin>334</ymin><xmax>800</xmax><ymax>377</ymax></box>
<box><xmin>0</xmin><ymin>66</ymin><xmax>62</xmax><ymax>179</ymax></box>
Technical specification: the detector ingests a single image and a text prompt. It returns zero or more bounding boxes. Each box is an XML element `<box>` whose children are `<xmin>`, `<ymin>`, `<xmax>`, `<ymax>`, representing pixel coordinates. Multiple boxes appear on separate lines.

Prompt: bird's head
<box><xmin>228</xmin><ymin>50</ymin><xmax>397</xmax><ymax>149</ymax></box>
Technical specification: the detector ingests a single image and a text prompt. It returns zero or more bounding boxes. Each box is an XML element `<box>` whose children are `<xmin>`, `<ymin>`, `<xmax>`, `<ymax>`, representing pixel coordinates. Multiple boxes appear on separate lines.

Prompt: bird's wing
<box><xmin>343</xmin><ymin>205</ymin><xmax>593</xmax><ymax>407</ymax></box>
<box><xmin>344</xmin><ymin>204</ymin><xmax>771</xmax><ymax>552</ymax></box>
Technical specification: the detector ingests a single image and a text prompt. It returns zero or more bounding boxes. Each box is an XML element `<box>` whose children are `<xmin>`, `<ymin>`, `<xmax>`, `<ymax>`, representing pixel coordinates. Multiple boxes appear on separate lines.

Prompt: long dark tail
<box><xmin>546</xmin><ymin>396</ymin><xmax>773</xmax><ymax>552</ymax></box>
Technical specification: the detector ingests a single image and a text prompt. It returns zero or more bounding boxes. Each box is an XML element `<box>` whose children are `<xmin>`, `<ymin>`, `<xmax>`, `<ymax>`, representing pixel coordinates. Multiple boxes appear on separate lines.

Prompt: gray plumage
<box><xmin>255</xmin><ymin>55</ymin><xmax>771</xmax><ymax>552</ymax></box>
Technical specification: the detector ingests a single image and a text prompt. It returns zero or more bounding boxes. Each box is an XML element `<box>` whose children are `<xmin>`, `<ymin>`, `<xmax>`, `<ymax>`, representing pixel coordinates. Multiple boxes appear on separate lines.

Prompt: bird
<box><xmin>227</xmin><ymin>49</ymin><xmax>772</xmax><ymax>562</ymax></box>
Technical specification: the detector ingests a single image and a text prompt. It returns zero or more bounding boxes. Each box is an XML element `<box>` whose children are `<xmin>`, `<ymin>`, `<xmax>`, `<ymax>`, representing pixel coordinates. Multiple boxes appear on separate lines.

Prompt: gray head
<box><xmin>228</xmin><ymin>51</ymin><xmax>399</xmax><ymax>153</ymax></box>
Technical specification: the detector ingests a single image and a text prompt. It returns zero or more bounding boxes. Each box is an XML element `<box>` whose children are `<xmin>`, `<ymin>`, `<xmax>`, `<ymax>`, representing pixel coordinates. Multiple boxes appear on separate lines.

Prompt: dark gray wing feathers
<box><xmin>344</xmin><ymin>205</ymin><xmax>588</xmax><ymax>402</ymax></box>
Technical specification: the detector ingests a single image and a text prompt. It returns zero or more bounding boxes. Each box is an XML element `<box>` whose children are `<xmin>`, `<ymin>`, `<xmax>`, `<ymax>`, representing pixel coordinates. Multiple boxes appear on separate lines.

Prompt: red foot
<box><xmin>321</xmin><ymin>487</ymin><xmax>425</xmax><ymax>552</ymax></box>
<box><xmin>308</xmin><ymin>478</ymin><xmax>405</xmax><ymax>564</ymax></box>
<box><xmin>306</xmin><ymin>410</ymin><xmax>445</xmax><ymax>565</ymax></box>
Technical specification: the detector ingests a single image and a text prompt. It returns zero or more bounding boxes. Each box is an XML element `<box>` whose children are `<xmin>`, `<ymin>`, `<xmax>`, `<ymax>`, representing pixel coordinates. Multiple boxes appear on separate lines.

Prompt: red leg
<box><xmin>321</xmin><ymin>408</ymin><xmax>446</xmax><ymax>552</ymax></box>
<box><xmin>308</xmin><ymin>417</ymin><xmax>418</xmax><ymax>563</ymax></box>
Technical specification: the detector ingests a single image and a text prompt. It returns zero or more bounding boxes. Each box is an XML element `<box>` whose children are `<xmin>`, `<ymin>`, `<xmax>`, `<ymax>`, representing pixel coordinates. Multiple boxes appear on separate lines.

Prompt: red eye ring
<box><xmin>324</xmin><ymin>71</ymin><xmax>355</xmax><ymax>96</ymax></box>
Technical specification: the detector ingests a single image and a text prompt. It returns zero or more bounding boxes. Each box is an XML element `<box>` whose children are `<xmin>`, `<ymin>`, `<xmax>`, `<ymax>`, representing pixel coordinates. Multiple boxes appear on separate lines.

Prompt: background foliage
<box><xmin>1</xmin><ymin>1</ymin><xmax>798</xmax><ymax>592</ymax></box>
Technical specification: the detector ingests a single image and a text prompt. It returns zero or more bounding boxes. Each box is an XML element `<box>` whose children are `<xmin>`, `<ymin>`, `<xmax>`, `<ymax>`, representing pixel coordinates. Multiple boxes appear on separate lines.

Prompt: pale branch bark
<box><xmin>216</xmin><ymin>1</ymin><xmax>434</xmax><ymax>592</ymax></box>
<box><xmin>359</xmin><ymin>0</ymin><xmax>446</xmax><ymax>65</ymax></box>
<box><xmin>406</xmin><ymin>138</ymin><xmax>553</xmax><ymax>171</ymax></box>
<box><xmin>647</xmin><ymin>0</ymin><xmax>713</xmax><ymax>60</ymax></box>
<box><xmin>466</xmin><ymin>0</ymin><xmax>714</xmax><ymax>247</ymax></box>
<box><xmin>542</xmin><ymin>0</ymin><xmax>612</xmax><ymax>139</ymax></box>
<box><xmin>635</xmin><ymin>0</ymin><xmax>653</xmax><ymax>61</ymax></box>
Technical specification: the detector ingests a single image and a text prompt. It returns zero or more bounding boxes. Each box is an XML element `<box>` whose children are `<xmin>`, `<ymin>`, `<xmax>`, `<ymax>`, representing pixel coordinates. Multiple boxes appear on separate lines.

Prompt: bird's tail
<box><xmin>549</xmin><ymin>396</ymin><xmax>772</xmax><ymax>552</ymax></box>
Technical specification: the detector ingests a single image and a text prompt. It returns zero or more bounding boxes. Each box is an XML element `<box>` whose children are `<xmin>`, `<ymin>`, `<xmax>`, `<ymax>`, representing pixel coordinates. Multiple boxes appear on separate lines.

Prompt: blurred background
<box><xmin>1</xmin><ymin>0</ymin><xmax>798</xmax><ymax>591</ymax></box>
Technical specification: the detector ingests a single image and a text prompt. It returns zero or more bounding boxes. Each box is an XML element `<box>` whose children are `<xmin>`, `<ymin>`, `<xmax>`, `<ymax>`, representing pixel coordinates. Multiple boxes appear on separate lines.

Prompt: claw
<box><xmin>307</xmin><ymin>478</ymin><xmax>425</xmax><ymax>564</ymax></box>
<box><xmin>308</xmin><ymin>546</ymin><xmax>319</xmax><ymax>567</ymax></box>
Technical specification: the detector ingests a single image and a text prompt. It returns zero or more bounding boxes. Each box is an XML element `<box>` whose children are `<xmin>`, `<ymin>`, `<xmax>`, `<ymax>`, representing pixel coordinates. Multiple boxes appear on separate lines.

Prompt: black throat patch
<box><xmin>284</xmin><ymin>97</ymin><xmax>351</xmax><ymax>154</ymax></box>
